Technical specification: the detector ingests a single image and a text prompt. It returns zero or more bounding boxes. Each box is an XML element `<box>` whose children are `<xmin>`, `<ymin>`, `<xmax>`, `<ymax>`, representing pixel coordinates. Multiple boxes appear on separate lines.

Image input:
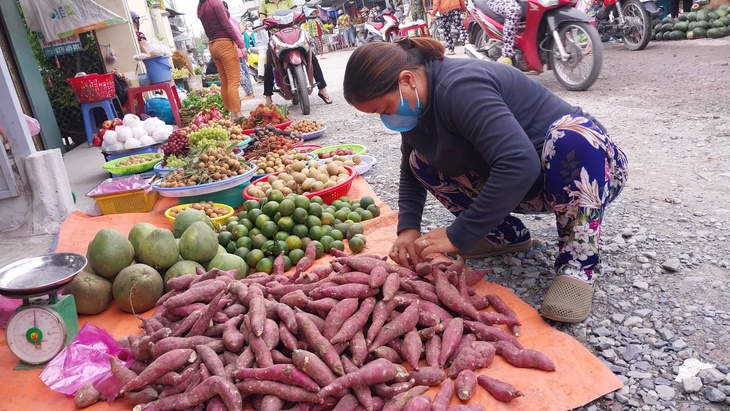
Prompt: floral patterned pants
<box><xmin>441</xmin><ymin>9</ymin><xmax>468</xmax><ymax>52</ymax></box>
<box><xmin>409</xmin><ymin>114</ymin><xmax>628</xmax><ymax>282</ymax></box>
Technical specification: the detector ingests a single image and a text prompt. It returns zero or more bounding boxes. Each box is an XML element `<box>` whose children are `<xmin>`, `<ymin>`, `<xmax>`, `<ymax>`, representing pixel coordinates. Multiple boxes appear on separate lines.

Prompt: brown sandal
<box><xmin>448</xmin><ymin>237</ymin><xmax>532</xmax><ymax>260</ymax></box>
<box><xmin>540</xmin><ymin>275</ymin><xmax>596</xmax><ymax>323</ymax></box>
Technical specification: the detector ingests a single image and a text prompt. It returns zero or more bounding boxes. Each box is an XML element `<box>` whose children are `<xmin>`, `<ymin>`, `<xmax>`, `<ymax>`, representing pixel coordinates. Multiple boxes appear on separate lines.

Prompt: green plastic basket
<box><xmin>102</xmin><ymin>153</ymin><xmax>163</xmax><ymax>175</ymax></box>
<box><xmin>178</xmin><ymin>181</ymin><xmax>250</xmax><ymax>208</ymax></box>
<box><xmin>310</xmin><ymin>144</ymin><xmax>367</xmax><ymax>158</ymax></box>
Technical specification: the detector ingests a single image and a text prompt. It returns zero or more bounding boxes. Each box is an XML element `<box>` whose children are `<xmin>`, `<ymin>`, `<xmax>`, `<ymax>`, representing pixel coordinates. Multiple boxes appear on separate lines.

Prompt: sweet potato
<box><xmin>455</xmin><ymin>370</ymin><xmax>477</xmax><ymax>401</ymax></box>
<box><xmin>368</xmin><ymin>266</ymin><xmax>388</xmax><ymax>288</ymax></box>
<box><xmin>205</xmin><ymin>396</ymin><xmax>226</xmax><ymax>411</ymax></box>
<box><xmin>280</xmin><ymin>321</ymin><xmax>299</xmax><ymax>352</ymax></box>
<box><xmin>124</xmin><ymin>387</ymin><xmax>158</xmax><ymax>405</ymax></box>
<box><xmin>319</xmin><ymin>284</ymin><xmax>379</xmax><ymax>299</ymax></box>
<box><xmin>373</xmin><ymin>346</ymin><xmax>404</xmax><ymax>363</ymax></box>
<box><xmin>414</xmin><ymin>262</ymin><xmax>433</xmax><ymax>277</ymax></box>
<box><xmin>492</xmin><ymin>341</ymin><xmax>556</xmax><ymax>371</ymax></box>
<box><xmin>122</xmin><ymin>348</ymin><xmax>196</xmax><ymax>393</ymax></box>
<box><xmin>323</xmin><ymin>298</ymin><xmax>360</xmax><ymax>340</ymax></box>
<box><xmin>306</xmin><ymin>297</ymin><xmax>338</xmax><ymax>313</ymax></box>
<box><xmin>383</xmin><ymin>386</ymin><xmax>430</xmax><ymax>411</ymax></box>
<box><xmin>382</xmin><ymin>273</ymin><xmax>400</xmax><ymax>301</ymax></box>
<box><xmin>434</xmin><ymin>269</ymin><xmax>479</xmax><ymax>320</ymax></box>
<box><xmin>419</xmin><ymin>322</ymin><xmax>447</xmax><ymax>341</ymax></box>
<box><xmin>261</xmin><ymin>395</ymin><xmax>285</xmax><ymax>411</ymax></box>
<box><xmin>137</xmin><ymin>375</ymin><xmax>242</xmax><ymax>411</ymax></box>
<box><xmin>467</xmin><ymin>296</ymin><xmax>490</xmax><ymax>310</ymax></box>
<box><xmin>281</xmin><ymin>290</ymin><xmax>310</xmax><ymax>308</ymax></box>
<box><xmin>418</xmin><ymin>301</ymin><xmax>454</xmax><ymax>323</ymax></box>
<box><xmin>401</xmin><ymin>330</ymin><xmax>423</xmax><ymax>370</ymax></box>
<box><xmin>374</xmin><ymin>380</ymin><xmax>416</xmax><ymax>399</ymax></box>
<box><xmin>438</xmin><ymin>318</ymin><xmax>464</xmax><ymax>368</ymax></box>
<box><xmin>296</xmin><ymin>256</ymin><xmax>314</xmax><ymax>271</ymax></box>
<box><xmin>233</xmin><ymin>364</ymin><xmax>319</xmax><ymax>392</ymax></box>
<box><xmin>263</xmin><ymin>318</ymin><xmax>281</xmax><ymax>349</ymax></box>
<box><xmin>271</xmin><ymin>349</ymin><xmax>293</xmax><ymax>364</ymax></box>
<box><xmin>163</xmin><ymin>281</ymin><xmax>227</xmax><ymax>309</ymax></box>
<box><xmin>170</xmin><ymin>307</ymin><xmax>204</xmax><ymax>337</ymax></box>
<box><xmin>484</xmin><ymin>294</ymin><xmax>520</xmax><ymax>335</ymax></box>
<box><xmin>331</xmin><ymin>297</ymin><xmax>376</xmax><ymax>345</ymax></box>
<box><xmin>349</xmin><ymin>330</ymin><xmax>368</xmax><ymax>367</ymax></box>
<box><xmin>370</xmin><ymin>300</ymin><xmax>420</xmax><ymax>352</ymax></box>
<box><xmin>318</xmin><ymin>358</ymin><xmax>399</xmax><ymax>398</ymax></box>
<box><xmin>311</xmin><ymin>265</ymin><xmax>334</xmax><ymax>280</ymax></box>
<box><xmin>446</xmin><ymin>406</ymin><xmax>485</xmax><ymax>411</ymax></box>
<box><xmin>297</xmin><ymin>271</ymin><xmax>323</xmax><ymax>285</ymax></box>
<box><xmin>231</xmin><ymin>346</ymin><xmax>255</xmax><ymax>372</ymax></box>
<box><xmin>386</xmin><ymin>335</ymin><xmax>404</xmax><ymax>353</ymax></box>
<box><xmin>166</xmin><ymin>274</ymin><xmax>196</xmax><ymax>291</ymax></box>
<box><xmin>447</xmin><ymin>342</ymin><xmax>495</xmax><ymax>378</ymax></box>
<box><xmin>296</xmin><ymin>311</ymin><xmax>345</xmax><ymax>376</ymax></box>
<box><xmin>463</xmin><ymin>321</ymin><xmax>523</xmax><ymax>349</ymax></box>
<box><xmin>248</xmin><ymin>287</ymin><xmax>267</xmax><ymax>337</ymax></box>
<box><xmin>366</xmin><ymin>299</ymin><xmax>398</xmax><ymax>345</ymax></box>
<box><xmin>425</xmin><ymin>334</ymin><xmax>441</xmax><ymax>368</ymax></box>
<box><xmin>408</xmin><ymin>367</ymin><xmax>447</xmax><ymax>387</ymax></box>
<box><xmin>74</xmin><ymin>382</ymin><xmax>101</xmax><ymax>409</ymax></box>
<box><xmin>169</xmin><ymin>302</ymin><xmax>206</xmax><ymax>317</ymax></box>
<box><xmin>335</xmin><ymin>256</ymin><xmax>393</xmax><ymax>274</ymax></box>
<box><xmin>403</xmin><ymin>394</ymin><xmax>431</xmax><ymax>411</ymax></box>
<box><xmin>331</xmin><ymin>271</ymin><xmax>371</xmax><ymax>285</ymax></box>
<box><xmin>477</xmin><ymin>311</ymin><xmax>519</xmax><ymax>326</ymax></box>
<box><xmin>292</xmin><ymin>349</ymin><xmax>339</xmax><ymax>393</ymax></box>
<box><xmin>407</xmin><ymin>282</ymin><xmax>440</xmax><ymax>305</ymax></box>
<box><xmin>195</xmin><ymin>344</ymin><xmax>226</xmax><ymax>378</ymax></box>
<box><xmin>332</xmin><ymin>394</ymin><xmax>359</xmax><ymax>411</ymax></box>
<box><xmin>447</xmin><ymin>334</ymin><xmax>476</xmax><ymax>365</ymax></box>
<box><xmin>220</xmin><ymin>351</ymin><xmax>238</xmax><ymax>366</ymax></box>
<box><xmin>276</xmin><ymin>303</ymin><xmax>298</xmax><ymax>334</ymax></box>
<box><xmin>236</xmin><ymin>379</ymin><xmax>321</xmax><ymax>403</ymax></box>
<box><xmin>431</xmin><ymin>378</ymin><xmax>453</xmax><ymax>411</ymax></box>
<box><xmin>342</xmin><ymin>356</ymin><xmax>375</xmax><ymax>411</ymax></box>
<box><xmin>476</xmin><ymin>375</ymin><xmax>523</xmax><ymax>402</ymax></box>
<box><xmin>299</xmin><ymin>310</ymin><xmax>326</xmax><ymax>334</ymax></box>
<box><xmin>189</xmin><ymin>291</ymin><xmax>230</xmax><ymax>337</ymax></box>
<box><xmin>110</xmin><ymin>356</ymin><xmax>138</xmax><ymax>385</ymax></box>
<box><xmin>222</xmin><ymin>314</ymin><xmax>245</xmax><ymax>353</ymax></box>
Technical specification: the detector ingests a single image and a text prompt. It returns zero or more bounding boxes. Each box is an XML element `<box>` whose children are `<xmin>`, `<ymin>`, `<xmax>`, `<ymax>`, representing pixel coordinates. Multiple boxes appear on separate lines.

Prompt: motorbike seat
<box><xmin>473</xmin><ymin>0</ymin><xmax>527</xmax><ymax>23</ymax></box>
<box><xmin>372</xmin><ymin>21</ymin><xmax>385</xmax><ymax>29</ymax></box>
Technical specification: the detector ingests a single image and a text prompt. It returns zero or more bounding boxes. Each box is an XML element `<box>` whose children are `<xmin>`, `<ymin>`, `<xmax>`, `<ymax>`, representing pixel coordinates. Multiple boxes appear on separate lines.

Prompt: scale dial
<box><xmin>6</xmin><ymin>306</ymin><xmax>67</xmax><ymax>365</ymax></box>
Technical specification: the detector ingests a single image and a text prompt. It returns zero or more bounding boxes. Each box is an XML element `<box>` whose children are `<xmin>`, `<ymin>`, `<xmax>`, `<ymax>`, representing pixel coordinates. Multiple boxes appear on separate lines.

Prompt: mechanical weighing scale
<box><xmin>0</xmin><ymin>253</ymin><xmax>86</xmax><ymax>368</ymax></box>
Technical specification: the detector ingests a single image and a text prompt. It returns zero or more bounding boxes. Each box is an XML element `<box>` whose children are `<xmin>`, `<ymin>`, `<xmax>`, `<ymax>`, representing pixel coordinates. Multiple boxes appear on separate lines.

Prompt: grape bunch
<box><xmin>187</xmin><ymin>126</ymin><xmax>230</xmax><ymax>149</ymax></box>
<box><xmin>161</xmin><ymin>131</ymin><xmax>190</xmax><ymax>158</ymax></box>
<box><xmin>163</xmin><ymin>155</ymin><xmax>186</xmax><ymax>168</ymax></box>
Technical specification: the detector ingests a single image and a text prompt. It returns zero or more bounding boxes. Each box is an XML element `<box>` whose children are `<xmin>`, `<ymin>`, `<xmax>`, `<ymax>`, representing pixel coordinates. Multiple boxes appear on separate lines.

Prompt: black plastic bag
<box><xmin>113</xmin><ymin>71</ymin><xmax>128</xmax><ymax>105</ymax></box>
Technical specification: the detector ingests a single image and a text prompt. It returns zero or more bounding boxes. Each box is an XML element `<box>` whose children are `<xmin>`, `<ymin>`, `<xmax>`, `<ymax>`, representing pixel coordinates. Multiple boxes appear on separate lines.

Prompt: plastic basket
<box><xmin>67</xmin><ymin>73</ymin><xmax>116</xmax><ymax>103</ymax></box>
<box><xmin>293</xmin><ymin>144</ymin><xmax>323</xmax><ymax>153</ymax></box>
<box><xmin>94</xmin><ymin>189</ymin><xmax>159</xmax><ymax>215</ymax></box>
<box><xmin>143</xmin><ymin>56</ymin><xmax>173</xmax><ymax>84</ymax></box>
<box><xmin>165</xmin><ymin>203</ymin><xmax>235</xmax><ymax>227</ymax></box>
<box><xmin>300</xmin><ymin>126</ymin><xmax>327</xmax><ymax>141</ymax></box>
<box><xmin>243</xmin><ymin>166</ymin><xmax>356</xmax><ymax>205</ymax></box>
<box><xmin>319</xmin><ymin>155</ymin><xmax>377</xmax><ymax>175</ymax></box>
<box><xmin>310</xmin><ymin>144</ymin><xmax>367</xmax><ymax>158</ymax></box>
<box><xmin>102</xmin><ymin>153</ymin><xmax>164</xmax><ymax>175</ymax></box>
<box><xmin>179</xmin><ymin>182</ymin><xmax>251</xmax><ymax>208</ymax></box>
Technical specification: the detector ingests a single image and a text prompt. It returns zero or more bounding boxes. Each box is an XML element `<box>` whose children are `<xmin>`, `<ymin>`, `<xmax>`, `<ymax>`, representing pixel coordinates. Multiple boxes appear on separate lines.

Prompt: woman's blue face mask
<box><xmin>380</xmin><ymin>85</ymin><xmax>423</xmax><ymax>133</ymax></box>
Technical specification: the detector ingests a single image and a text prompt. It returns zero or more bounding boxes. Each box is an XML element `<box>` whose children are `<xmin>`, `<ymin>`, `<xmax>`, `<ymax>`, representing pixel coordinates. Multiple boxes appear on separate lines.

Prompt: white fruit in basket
<box><xmin>132</xmin><ymin>127</ymin><xmax>147</xmax><ymax>140</ymax></box>
<box><xmin>123</xmin><ymin>114</ymin><xmax>141</xmax><ymax>128</ymax></box>
<box><xmin>152</xmin><ymin>129</ymin><xmax>169</xmax><ymax>142</ymax></box>
<box><xmin>110</xmin><ymin>142</ymin><xmax>125</xmax><ymax>151</ymax></box>
<box><xmin>139</xmin><ymin>135</ymin><xmax>156</xmax><ymax>146</ymax></box>
<box><xmin>124</xmin><ymin>138</ymin><xmax>141</xmax><ymax>149</ymax></box>
<box><xmin>101</xmin><ymin>141</ymin><xmax>108</xmax><ymax>151</ymax></box>
<box><xmin>115</xmin><ymin>126</ymin><xmax>132</xmax><ymax>142</ymax></box>
<box><xmin>162</xmin><ymin>125</ymin><xmax>173</xmax><ymax>135</ymax></box>
<box><xmin>155</xmin><ymin>118</ymin><xmax>166</xmax><ymax>127</ymax></box>
<box><xmin>102</xmin><ymin>130</ymin><xmax>118</xmax><ymax>145</ymax></box>
<box><xmin>143</xmin><ymin>118</ymin><xmax>160</xmax><ymax>134</ymax></box>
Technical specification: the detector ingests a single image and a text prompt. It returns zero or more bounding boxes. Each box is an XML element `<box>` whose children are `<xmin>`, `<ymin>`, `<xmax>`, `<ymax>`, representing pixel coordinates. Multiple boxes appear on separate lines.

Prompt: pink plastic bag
<box><xmin>39</xmin><ymin>322</ymin><xmax>132</xmax><ymax>396</ymax></box>
<box><xmin>0</xmin><ymin>114</ymin><xmax>41</xmax><ymax>136</ymax></box>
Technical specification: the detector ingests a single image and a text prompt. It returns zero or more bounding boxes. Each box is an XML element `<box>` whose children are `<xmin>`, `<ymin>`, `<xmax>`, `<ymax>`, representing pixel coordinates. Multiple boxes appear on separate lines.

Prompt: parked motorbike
<box><xmin>255</xmin><ymin>10</ymin><xmax>316</xmax><ymax>115</ymax></box>
<box><xmin>465</xmin><ymin>0</ymin><xmax>603</xmax><ymax>91</ymax></box>
<box><xmin>591</xmin><ymin>0</ymin><xmax>662</xmax><ymax>50</ymax></box>
<box><xmin>364</xmin><ymin>9</ymin><xmax>401</xmax><ymax>42</ymax></box>
<box><xmin>247</xmin><ymin>49</ymin><xmax>263</xmax><ymax>83</ymax></box>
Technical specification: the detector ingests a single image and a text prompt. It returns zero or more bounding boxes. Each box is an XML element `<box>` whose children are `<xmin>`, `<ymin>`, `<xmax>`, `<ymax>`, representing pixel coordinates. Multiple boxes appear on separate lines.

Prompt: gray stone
<box><xmin>672</xmin><ymin>339</ymin><xmax>688</xmax><ymax>350</ymax></box>
<box><xmin>635</xmin><ymin>361</ymin><xmax>652</xmax><ymax>371</ymax></box>
<box><xmin>661</xmin><ymin>258</ymin><xmax>681</xmax><ymax>272</ymax></box>
<box><xmin>640</xmin><ymin>378</ymin><xmax>655</xmax><ymax>389</ymax></box>
<box><xmin>624</xmin><ymin>316</ymin><xmax>644</xmax><ymax>328</ymax></box>
<box><xmin>654</xmin><ymin>377</ymin><xmax>672</xmax><ymax>386</ymax></box>
<box><xmin>681</xmin><ymin>325</ymin><xmax>696</xmax><ymax>335</ymax></box>
<box><xmin>719</xmin><ymin>386</ymin><xmax>730</xmax><ymax>396</ymax></box>
<box><xmin>726</xmin><ymin>373</ymin><xmax>730</xmax><ymax>385</ymax></box>
<box><xmin>593</xmin><ymin>326</ymin><xmax>612</xmax><ymax>337</ymax></box>
<box><xmin>658</xmin><ymin>328</ymin><xmax>675</xmax><ymax>341</ymax></box>
<box><xmin>628</xmin><ymin>371</ymin><xmax>653</xmax><ymax>379</ymax></box>
<box><xmin>603</xmin><ymin>392</ymin><xmax>615</xmax><ymax>400</ymax></box>
<box><xmin>682</xmin><ymin>376</ymin><xmax>703</xmax><ymax>394</ymax></box>
<box><xmin>502</xmin><ymin>256</ymin><xmax>522</xmax><ymax>267</ymax></box>
<box><xmin>633</xmin><ymin>281</ymin><xmax>650</xmax><ymax>290</ymax></box>
<box><xmin>643</xmin><ymin>390</ymin><xmax>659</xmax><ymax>405</ymax></box>
<box><xmin>623</xmin><ymin>344</ymin><xmax>643</xmax><ymax>362</ymax></box>
<box><xmin>705</xmin><ymin>387</ymin><xmax>727</xmax><ymax>403</ymax></box>
<box><xmin>586</xmin><ymin>406</ymin><xmax>598</xmax><ymax>411</ymax></box>
<box><xmin>611</xmin><ymin>313</ymin><xmax>626</xmax><ymax>324</ymax></box>
<box><xmin>699</xmin><ymin>368</ymin><xmax>726</xmax><ymax>384</ymax></box>
<box><xmin>656</xmin><ymin>385</ymin><xmax>676</xmax><ymax>401</ymax></box>
<box><xmin>601</xmin><ymin>349</ymin><xmax>617</xmax><ymax>359</ymax></box>
<box><xmin>637</xmin><ymin>256</ymin><xmax>650</xmax><ymax>263</ymax></box>
<box><xmin>633</xmin><ymin>308</ymin><xmax>653</xmax><ymax>318</ymax></box>
<box><xmin>615</xmin><ymin>393</ymin><xmax>629</xmax><ymax>404</ymax></box>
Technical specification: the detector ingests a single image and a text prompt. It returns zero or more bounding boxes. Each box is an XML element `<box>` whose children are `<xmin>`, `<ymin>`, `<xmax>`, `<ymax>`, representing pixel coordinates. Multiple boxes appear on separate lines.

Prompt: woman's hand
<box><xmin>240</xmin><ymin>47</ymin><xmax>249</xmax><ymax>58</ymax></box>
<box><xmin>415</xmin><ymin>227</ymin><xmax>458</xmax><ymax>257</ymax></box>
<box><xmin>389</xmin><ymin>229</ymin><xmax>421</xmax><ymax>269</ymax></box>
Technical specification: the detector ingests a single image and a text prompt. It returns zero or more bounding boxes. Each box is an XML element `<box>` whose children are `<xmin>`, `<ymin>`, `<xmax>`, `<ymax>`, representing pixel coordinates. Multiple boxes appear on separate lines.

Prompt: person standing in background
<box><xmin>198</xmin><ymin>0</ymin><xmax>247</xmax><ymax>120</ymax></box>
<box><xmin>130</xmin><ymin>11</ymin><xmax>148</xmax><ymax>53</ymax></box>
<box><xmin>409</xmin><ymin>0</ymin><xmax>427</xmax><ymax>22</ymax></box>
<box><xmin>669</xmin><ymin>0</ymin><xmax>692</xmax><ymax>18</ymax></box>
<box><xmin>368</xmin><ymin>4</ymin><xmax>384</xmax><ymax>22</ymax></box>
<box><xmin>337</xmin><ymin>10</ymin><xmax>355</xmax><ymax>48</ymax></box>
<box><xmin>222</xmin><ymin>1</ymin><xmax>255</xmax><ymax>100</ymax></box>
<box><xmin>430</xmin><ymin>0</ymin><xmax>468</xmax><ymax>55</ymax></box>
<box><xmin>243</xmin><ymin>22</ymin><xmax>256</xmax><ymax>50</ymax></box>
<box><xmin>305</xmin><ymin>8</ymin><xmax>327</xmax><ymax>59</ymax></box>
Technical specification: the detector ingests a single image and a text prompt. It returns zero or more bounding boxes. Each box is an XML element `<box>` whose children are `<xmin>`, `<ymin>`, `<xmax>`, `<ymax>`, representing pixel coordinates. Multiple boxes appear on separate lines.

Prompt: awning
<box><xmin>19</xmin><ymin>0</ymin><xmax>124</xmax><ymax>42</ymax></box>
<box><xmin>165</xmin><ymin>7</ymin><xmax>185</xmax><ymax>17</ymax></box>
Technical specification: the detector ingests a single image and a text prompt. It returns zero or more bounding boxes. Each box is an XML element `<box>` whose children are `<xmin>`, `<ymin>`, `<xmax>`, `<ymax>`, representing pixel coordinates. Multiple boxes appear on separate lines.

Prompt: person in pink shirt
<box><xmin>198</xmin><ymin>0</ymin><xmax>247</xmax><ymax>120</ymax></box>
<box><xmin>223</xmin><ymin>1</ymin><xmax>255</xmax><ymax>100</ymax></box>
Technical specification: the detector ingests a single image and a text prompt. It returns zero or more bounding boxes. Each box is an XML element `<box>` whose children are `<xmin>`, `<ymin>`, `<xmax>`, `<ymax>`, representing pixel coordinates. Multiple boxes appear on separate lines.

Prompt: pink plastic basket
<box><xmin>68</xmin><ymin>73</ymin><xmax>116</xmax><ymax>103</ymax></box>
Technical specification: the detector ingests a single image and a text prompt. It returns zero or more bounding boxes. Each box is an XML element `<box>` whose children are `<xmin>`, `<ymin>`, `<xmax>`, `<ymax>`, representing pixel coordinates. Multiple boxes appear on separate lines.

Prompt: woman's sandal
<box><xmin>318</xmin><ymin>93</ymin><xmax>333</xmax><ymax>104</ymax></box>
<box><xmin>540</xmin><ymin>275</ymin><xmax>596</xmax><ymax>323</ymax></box>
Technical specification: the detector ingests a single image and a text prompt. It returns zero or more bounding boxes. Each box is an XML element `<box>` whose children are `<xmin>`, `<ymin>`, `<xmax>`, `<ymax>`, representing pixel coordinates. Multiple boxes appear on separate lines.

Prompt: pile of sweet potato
<box><xmin>76</xmin><ymin>253</ymin><xmax>556</xmax><ymax>411</ymax></box>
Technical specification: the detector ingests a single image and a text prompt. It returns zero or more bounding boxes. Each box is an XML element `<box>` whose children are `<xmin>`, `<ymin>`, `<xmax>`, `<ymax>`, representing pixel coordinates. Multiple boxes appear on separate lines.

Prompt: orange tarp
<box><xmin>0</xmin><ymin>177</ymin><xmax>621</xmax><ymax>411</ymax></box>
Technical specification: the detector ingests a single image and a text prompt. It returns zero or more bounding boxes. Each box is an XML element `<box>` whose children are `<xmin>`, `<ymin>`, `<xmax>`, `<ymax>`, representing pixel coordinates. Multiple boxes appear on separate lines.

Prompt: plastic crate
<box><xmin>68</xmin><ymin>73</ymin><xmax>116</xmax><ymax>103</ymax></box>
<box><xmin>94</xmin><ymin>189</ymin><xmax>159</xmax><ymax>215</ymax></box>
<box><xmin>244</xmin><ymin>166</ymin><xmax>356</xmax><ymax>205</ymax></box>
<box><xmin>179</xmin><ymin>182</ymin><xmax>250</xmax><ymax>209</ymax></box>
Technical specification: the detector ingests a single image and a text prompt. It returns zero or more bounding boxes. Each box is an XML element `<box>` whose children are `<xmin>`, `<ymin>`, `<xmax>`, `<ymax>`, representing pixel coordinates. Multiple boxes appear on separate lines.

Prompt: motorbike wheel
<box><xmin>293</xmin><ymin>64</ymin><xmax>311</xmax><ymax>115</ymax></box>
<box><xmin>430</xmin><ymin>21</ymin><xmax>446</xmax><ymax>42</ymax></box>
<box><xmin>621</xmin><ymin>0</ymin><xmax>652</xmax><ymax>51</ymax></box>
<box><xmin>549</xmin><ymin>21</ymin><xmax>603</xmax><ymax>91</ymax></box>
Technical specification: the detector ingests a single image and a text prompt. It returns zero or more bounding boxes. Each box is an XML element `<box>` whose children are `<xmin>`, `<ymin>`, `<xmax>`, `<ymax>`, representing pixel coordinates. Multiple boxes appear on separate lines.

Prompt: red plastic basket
<box><xmin>68</xmin><ymin>73</ymin><xmax>116</xmax><ymax>103</ymax></box>
<box><xmin>243</xmin><ymin>166</ymin><xmax>356</xmax><ymax>205</ymax></box>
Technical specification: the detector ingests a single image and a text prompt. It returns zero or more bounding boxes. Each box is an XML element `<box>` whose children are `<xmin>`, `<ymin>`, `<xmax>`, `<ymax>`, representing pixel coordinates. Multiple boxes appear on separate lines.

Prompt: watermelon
<box><xmin>716</xmin><ymin>9</ymin><xmax>727</xmax><ymax>18</ymax></box>
<box><xmin>686</xmin><ymin>30</ymin><xmax>695</xmax><ymax>38</ymax></box>
<box><xmin>696</xmin><ymin>20</ymin><xmax>710</xmax><ymax>29</ymax></box>
<box><xmin>651</xmin><ymin>32</ymin><xmax>657</xmax><ymax>40</ymax></box>
<box><xmin>719</xmin><ymin>4</ymin><xmax>729</xmax><ymax>11</ymax></box>
<box><xmin>720</xmin><ymin>16</ymin><xmax>730</xmax><ymax>26</ymax></box>
<box><xmin>686</xmin><ymin>11</ymin><xmax>698</xmax><ymax>21</ymax></box>
<box><xmin>655</xmin><ymin>32</ymin><xmax>664</xmax><ymax>40</ymax></box>
<box><xmin>707</xmin><ymin>11</ymin><xmax>719</xmax><ymax>20</ymax></box>
<box><xmin>706</xmin><ymin>27</ymin><xmax>724</xmax><ymax>38</ymax></box>
<box><xmin>688</xmin><ymin>21</ymin><xmax>697</xmax><ymax>30</ymax></box>
<box><xmin>674</xmin><ymin>21</ymin><xmax>690</xmax><ymax>31</ymax></box>
<box><xmin>693</xmin><ymin>27</ymin><xmax>707</xmax><ymax>36</ymax></box>
<box><xmin>662</xmin><ymin>15</ymin><xmax>675</xmax><ymax>24</ymax></box>
<box><xmin>661</xmin><ymin>23</ymin><xmax>675</xmax><ymax>31</ymax></box>
<box><xmin>703</xmin><ymin>4</ymin><xmax>714</xmax><ymax>11</ymax></box>
<box><xmin>697</xmin><ymin>10</ymin><xmax>708</xmax><ymax>21</ymax></box>
<box><xmin>670</xmin><ymin>30</ymin><xmax>686</xmax><ymax>39</ymax></box>
<box><xmin>712</xmin><ymin>19</ymin><xmax>725</xmax><ymax>27</ymax></box>
<box><xmin>652</xmin><ymin>18</ymin><xmax>662</xmax><ymax>27</ymax></box>
<box><xmin>678</xmin><ymin>13</ymin><xmax>688</xmax><ymax>21</ymax></box>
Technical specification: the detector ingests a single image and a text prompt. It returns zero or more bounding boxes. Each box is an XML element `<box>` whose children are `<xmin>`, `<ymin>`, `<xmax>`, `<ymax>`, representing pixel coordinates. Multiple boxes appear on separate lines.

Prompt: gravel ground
<box><xmin>264</xmin><ymin>37</ymin><xmax>730</xmax><ymax>410</ymax></box>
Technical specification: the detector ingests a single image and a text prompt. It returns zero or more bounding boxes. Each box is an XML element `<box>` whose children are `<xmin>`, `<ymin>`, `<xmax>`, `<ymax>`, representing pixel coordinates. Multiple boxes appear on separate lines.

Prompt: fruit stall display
<box><xmin>652</xmin><ymin>3</ymin><xmax>730</xmax><ymax>40</ymax></box>
<box><xmin>97</xmin><ymin>114</ymin><xmax>173</xmax><ymax>151</ymax></box>
<box><xmin>179</xmin><ymin>88</ymin><xmax>228</xmax><ymax>126</ymax></box>
<box><xmin>236</xmin><ymin>104</ymin><xmax>292</xmax><ymax>131</ymax></box>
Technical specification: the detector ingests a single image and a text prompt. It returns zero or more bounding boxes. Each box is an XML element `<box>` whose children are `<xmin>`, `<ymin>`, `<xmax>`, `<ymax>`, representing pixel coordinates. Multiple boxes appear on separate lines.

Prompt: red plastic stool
<box><xmin>126</xmin><ymin>80</ymin><xmax>183</xmax><ymax>128</ymax></box>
